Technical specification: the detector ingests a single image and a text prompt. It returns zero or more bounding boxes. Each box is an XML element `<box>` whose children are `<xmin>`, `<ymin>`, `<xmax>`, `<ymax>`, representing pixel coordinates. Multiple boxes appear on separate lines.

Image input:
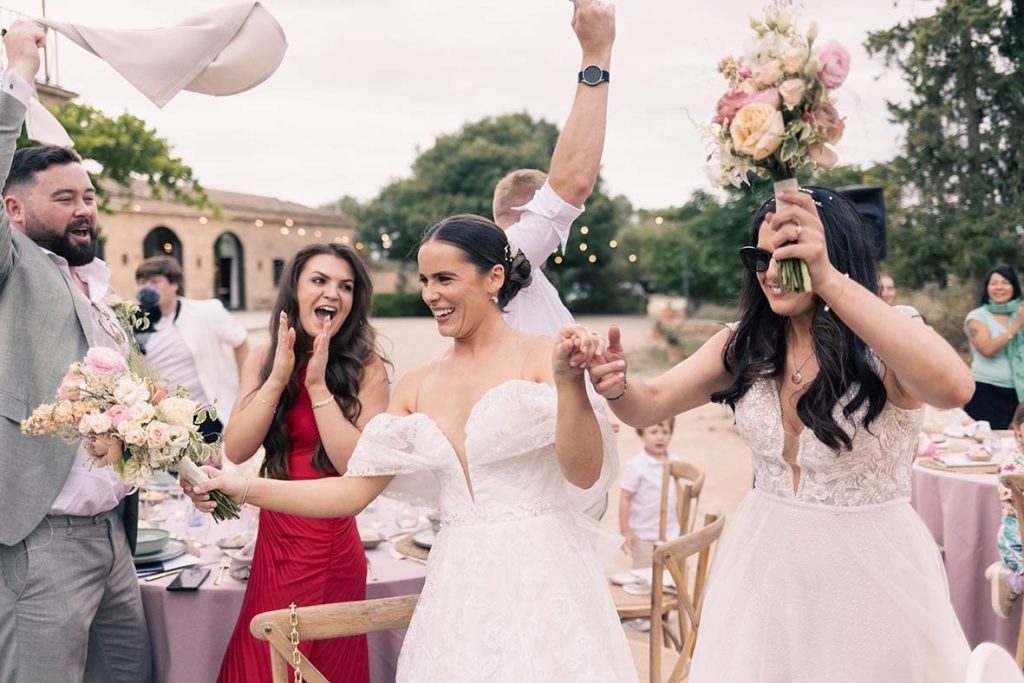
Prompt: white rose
<box><xmin>86</xmin><ymin>413</ymin><xmax>112</xmax><ymax>435</ymax></box>
<box><xmin>124</xmin><ymin>427</ymin><xmax>147</xmax><ymax>446</ymax></box>
<box><xmin>113</xmin><ymin>377</ymin><xmax>150</xmax><ymax>406</ymax></box>
<box><xmin>146</xmin><ymin>421</ymin><xmax>170</xmax><ymax>447</ymax></box>
<box><xmin>166</xmin><ymin>425</ymin><xmax>190</xmax><ymax>447</ymax></box>
<box><xmin>128</xmin><ymin>402</ymin><xmax>156</xmax><ymax>423</ymax></box>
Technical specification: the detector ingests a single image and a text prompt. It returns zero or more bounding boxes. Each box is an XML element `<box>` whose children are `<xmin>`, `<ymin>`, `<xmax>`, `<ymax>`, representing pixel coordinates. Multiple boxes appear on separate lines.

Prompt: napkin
<box><xmin>23</xmin><ymin>2</ymin><xmax>287</xmax><ymax>146</ymax></box>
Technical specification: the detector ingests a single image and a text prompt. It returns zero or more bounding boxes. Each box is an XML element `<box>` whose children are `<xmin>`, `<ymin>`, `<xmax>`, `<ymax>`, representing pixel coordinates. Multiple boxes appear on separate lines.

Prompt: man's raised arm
<box><xmin>0</xmin><ymin>21</ymin><xmax>44</xmax><ymax>287</ymax></box>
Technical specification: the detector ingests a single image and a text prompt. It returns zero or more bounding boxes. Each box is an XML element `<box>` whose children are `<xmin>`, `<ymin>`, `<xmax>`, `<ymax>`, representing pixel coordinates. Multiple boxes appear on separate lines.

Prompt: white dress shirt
<box><xmin>503</xmin><ymin>181</ymin><xmax>584</xmax><ymax>336</ymax></box>
<box><xmin>621</xmin><ymin>450</ymin><xmax>682</xmax><ymax>542</ymax></box>
<box><xmin>41</xmin><ymin>250</ymin><xmax>132</xmax><ymax>516</ymax></box>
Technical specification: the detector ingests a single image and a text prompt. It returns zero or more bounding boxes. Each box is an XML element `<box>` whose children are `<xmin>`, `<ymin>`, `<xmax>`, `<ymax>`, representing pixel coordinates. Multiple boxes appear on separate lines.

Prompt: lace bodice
<box><xmin>735</xmin><ymin>378</ymin><xmax>923</xmax><ymax>507</ymax></box>
<box><xmin>346</xmin><ymin>380</ymin><xmax>616</xmax><ymax>526</ymax></box>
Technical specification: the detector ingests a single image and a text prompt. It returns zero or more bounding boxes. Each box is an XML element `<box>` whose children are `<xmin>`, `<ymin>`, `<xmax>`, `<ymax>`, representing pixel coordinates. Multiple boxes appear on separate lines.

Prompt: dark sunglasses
<box><xmin>739</xmin><ymin>246</ymin><xmax>772</xmax><ymax>273</ymax></box>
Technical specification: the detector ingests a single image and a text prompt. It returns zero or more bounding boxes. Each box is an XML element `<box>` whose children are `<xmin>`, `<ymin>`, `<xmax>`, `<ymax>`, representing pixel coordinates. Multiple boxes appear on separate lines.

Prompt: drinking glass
<box><xmin>395</xmin><ymin>504</ymin><xmax>419</xmax><ymax>533</ymax></box>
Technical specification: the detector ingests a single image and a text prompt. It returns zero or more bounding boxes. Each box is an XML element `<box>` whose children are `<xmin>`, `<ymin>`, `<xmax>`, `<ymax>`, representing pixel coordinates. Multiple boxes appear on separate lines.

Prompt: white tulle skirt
<box><xmin>689</xmin><ymin>489</ymin><xmax>970</xmax><ymax>683</ymax></box>
<box><xmin>395</xmin><ymin>509</ymin><xmax>637</xmax><ymax>683</ymax></box>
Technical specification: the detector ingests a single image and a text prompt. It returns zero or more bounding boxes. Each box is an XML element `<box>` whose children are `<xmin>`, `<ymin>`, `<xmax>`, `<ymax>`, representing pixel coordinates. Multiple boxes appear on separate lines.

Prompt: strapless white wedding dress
<box><xmin>688</xmin><ymin>377</ymin><xmax>971</xmax><ymax>682</ymax></box>
<box><xmin>346</xmin><ymin>380</ymin><xmax>637</xmax><ymax>683</ymax></box>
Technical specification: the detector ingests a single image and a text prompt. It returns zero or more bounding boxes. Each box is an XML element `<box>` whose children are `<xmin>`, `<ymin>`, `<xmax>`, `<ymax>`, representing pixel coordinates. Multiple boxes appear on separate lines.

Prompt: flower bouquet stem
<box><xmin>176</xmin><ymin>457</ymin><xmax>241</xmax><ymax>522</ymax></box>
<box><xmin>773</xmin><ymin>177</ymin><xmax>812</xmax><ymax>293</ymax></box>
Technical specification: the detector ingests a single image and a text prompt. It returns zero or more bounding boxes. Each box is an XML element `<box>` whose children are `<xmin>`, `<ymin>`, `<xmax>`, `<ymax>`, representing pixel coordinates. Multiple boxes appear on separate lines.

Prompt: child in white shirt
<box><xmin>620</xmin><ymin>418</ymin><xmax>678</xmax><ymax>569</ymax></box>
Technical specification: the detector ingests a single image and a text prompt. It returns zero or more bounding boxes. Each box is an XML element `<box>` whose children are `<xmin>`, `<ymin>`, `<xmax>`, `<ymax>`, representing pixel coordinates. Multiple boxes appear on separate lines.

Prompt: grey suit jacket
<box><xmin>0</xmin><ymin>89</ymin><xmax>136</xmax><ymax>548</ymax></box>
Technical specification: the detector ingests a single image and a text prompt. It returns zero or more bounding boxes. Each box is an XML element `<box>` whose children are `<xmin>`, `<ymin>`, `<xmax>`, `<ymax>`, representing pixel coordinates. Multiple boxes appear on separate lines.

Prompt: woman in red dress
<box><xmin>213</xmin><ymin>244</ymin><xmax>389</xmax><ymax>683</ymax></box>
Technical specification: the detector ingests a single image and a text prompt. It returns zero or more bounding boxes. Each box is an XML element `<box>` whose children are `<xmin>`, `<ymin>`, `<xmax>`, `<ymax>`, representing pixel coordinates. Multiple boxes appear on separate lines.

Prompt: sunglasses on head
<box><xmin>739</xmin><ymin>246</ymin><xmax>772</xmax><ymax>273</ymax></box>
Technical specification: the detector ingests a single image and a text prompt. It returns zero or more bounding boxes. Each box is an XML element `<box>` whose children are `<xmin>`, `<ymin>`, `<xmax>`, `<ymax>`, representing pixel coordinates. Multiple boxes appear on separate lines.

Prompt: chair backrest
<box><xmin>250</xmin><ymin>593</ymin><xmax>419</xmax><ymax>683</ymax></box>
<box><xmin>650</xmin><ymin>512</ymin><xmax>725</xmax><ymax>683</ymax></box>
<box><xmin>658</xmin><ymin>460</ymin><xmax>705</xmax><ymax>542</ymax></box>
<box><xmin>966</xmin><ymin>643</ymin><xmax>1024</xmax><ymax>682</ymax></box>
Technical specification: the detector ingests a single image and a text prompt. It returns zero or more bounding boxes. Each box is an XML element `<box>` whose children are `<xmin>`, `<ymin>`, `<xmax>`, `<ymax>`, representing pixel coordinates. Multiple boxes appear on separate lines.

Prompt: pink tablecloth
<box><xmin>139</xmin><ymin>522</ymin><xmax>426</xmax><ymax>683</ymax></box>
<box><xmin>911</xmin><ymin>460</ymin><xmax>1021</xmax><ymax>650</ymax></box>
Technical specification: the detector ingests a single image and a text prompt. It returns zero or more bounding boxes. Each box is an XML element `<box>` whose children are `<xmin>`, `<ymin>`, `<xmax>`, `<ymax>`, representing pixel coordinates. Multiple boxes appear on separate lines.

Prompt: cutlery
<box><xmin>214</xmin><ymin>556</ymin><xmax>232</xmax><ymax>585</ymax></box>
<box><xmin>366</xmin><ymin>555</ymin><xmax>378</xmax><ymax>581</ymax></box>
<box><xmin>388</xmin><ymin>547</ymin><xmax>428</xmax><ymax>565</ymax></box>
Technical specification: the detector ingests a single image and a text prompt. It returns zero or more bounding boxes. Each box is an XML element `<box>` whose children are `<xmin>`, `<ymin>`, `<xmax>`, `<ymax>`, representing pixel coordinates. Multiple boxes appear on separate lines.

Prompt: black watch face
<box><xmin>583</xmin><ymin>65</ymin><xmax>603</xmax><ymax>85</ymax></box>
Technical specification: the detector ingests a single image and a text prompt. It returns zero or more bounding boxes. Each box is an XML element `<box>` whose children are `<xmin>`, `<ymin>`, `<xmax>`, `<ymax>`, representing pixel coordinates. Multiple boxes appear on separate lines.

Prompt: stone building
<box><xmin>99</xmin><ymin>181</ymin><xmax>358</xmax><ymax>311</ymax></box>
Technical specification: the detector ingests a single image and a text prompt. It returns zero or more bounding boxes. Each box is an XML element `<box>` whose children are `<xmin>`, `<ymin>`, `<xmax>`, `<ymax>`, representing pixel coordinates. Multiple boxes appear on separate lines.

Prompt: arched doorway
<box><xmin>142</xmin><ymin>226</ymin><xmax>183</xmax><ymax>265</ymax></box>
<box><xmin>214</xmin><ymin>232</ymin><xmax>245</xmax><ymax>310</ymax></box>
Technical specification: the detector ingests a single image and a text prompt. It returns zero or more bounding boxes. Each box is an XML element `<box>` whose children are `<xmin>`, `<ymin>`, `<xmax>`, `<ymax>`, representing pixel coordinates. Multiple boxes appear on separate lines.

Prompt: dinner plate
<box><xmin>133</xmin><ymin>538</ymin><xmax>187</xmax><ymax>565</ymax></box>
<box><xmin>411</xmin><ymin>529</ymin><xmax>435</xmax><ymax>549</ymax></box>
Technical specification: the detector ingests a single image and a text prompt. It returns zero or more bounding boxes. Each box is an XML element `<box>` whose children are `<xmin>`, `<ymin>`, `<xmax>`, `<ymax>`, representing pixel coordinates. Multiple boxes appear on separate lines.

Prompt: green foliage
<box><xmin>372</xmin><ymin>292</ymin><xmax>431</xmax><ymax>317</ymax></box>
<box><xmin>18</xmin><ymin>102</ymin><xmax>208</xmax><ymax>212</ymax></box>
<box><xmin>866</xmin><ymin>0</ymin><xmax>1024</xmax><ymax>286</ymax></box>
<box><xmin>345</xmin><ymin>112</ymin><xmax>634</xmax><ymax>313</ymax></box>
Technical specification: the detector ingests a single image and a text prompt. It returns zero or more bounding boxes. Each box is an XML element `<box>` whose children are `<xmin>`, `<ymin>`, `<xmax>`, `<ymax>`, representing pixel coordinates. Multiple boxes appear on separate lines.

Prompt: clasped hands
<box><xmin>554</xmin><ymin>324</ymin><xmax>627</xmax><ymax>400</ymax></box>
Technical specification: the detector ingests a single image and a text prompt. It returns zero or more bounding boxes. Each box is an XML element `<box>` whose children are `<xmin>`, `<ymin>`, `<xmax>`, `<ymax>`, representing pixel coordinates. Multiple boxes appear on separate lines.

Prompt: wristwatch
<box><xmin>578</xmin><ymin>65</ymin><xmax>610</xmax><ymax>86</ymax></box>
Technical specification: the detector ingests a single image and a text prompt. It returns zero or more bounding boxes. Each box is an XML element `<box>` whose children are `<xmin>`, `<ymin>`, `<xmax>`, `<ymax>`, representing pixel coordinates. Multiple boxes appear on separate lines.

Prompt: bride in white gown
<box><xmin>197</xmin><ymin>214</ymin><xmax>637</xmax><ymax>683</ymax></box>
<box><xmin>587</xmin><ymin>186</ymin><xmax>974</xmax><ymax>682</ymax></box>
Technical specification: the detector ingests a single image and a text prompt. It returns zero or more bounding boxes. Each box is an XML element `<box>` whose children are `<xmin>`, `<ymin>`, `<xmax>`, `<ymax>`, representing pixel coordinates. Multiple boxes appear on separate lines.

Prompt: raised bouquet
<box><xmin>704</xmin><ymin>0</ymin><xmax>850</xmax><ymax>292</ymax></box>
<box><xmin>21</xmin><ymin>346</ymin><xmax>240</xmax><ymax>521</ymax></box>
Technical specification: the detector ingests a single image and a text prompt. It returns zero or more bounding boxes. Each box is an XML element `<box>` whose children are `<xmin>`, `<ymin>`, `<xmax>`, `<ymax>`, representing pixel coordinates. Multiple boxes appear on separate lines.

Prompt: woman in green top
<box><xmin>964</xmin><ymin>265</ymin><xmax>1024</xmax><ymax>429</ymax></box>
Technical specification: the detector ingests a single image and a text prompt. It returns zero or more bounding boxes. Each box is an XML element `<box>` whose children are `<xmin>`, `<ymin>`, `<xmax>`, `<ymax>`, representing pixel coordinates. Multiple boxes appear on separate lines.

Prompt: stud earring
<box><xmin>490</xmin><ymin>295</ymin><xmax>498</xmax><ymax>304</ymax></box>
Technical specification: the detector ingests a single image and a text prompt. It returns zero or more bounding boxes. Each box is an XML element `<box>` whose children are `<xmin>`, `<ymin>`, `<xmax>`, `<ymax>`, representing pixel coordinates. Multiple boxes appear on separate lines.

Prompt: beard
<box><xmin>24</xmin><ymin>214</ymin><xmax>98</xmax><ymax>267</ymax></box>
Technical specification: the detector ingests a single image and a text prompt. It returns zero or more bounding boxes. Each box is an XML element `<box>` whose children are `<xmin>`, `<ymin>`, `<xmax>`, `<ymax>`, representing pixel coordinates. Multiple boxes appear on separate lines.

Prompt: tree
<box><xmin>19</xmin><ymin>102</ymin><xmax>208</xmax><ymax>211</ymax></box>
<box><xmin>346</xmin><ymin>113</ymin><xmax>631</xmax><ymax>311</ymax></box>
<box><xmin>866</xmin><ymin>0</ymin><xmax>1024</xmax><ymax>286</ymax></box>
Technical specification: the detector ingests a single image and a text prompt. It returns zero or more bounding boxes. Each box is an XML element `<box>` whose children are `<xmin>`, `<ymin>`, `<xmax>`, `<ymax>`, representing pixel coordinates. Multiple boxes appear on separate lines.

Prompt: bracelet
<box><xmin>607</xmin><ymin>376</ymin><xmax>628</xmax><ymax>401</ymax></box>
<box><xmin>255</xmin><ymin>389</ymin><xmax>278</xmax><ymax>409</ymax></box>
<box><xmin>823</xmin><ymin>273</ymin><xmax>850</xmax><ymax>313</ymax></box>
<box><xmin>311</xmin><ymin>396</ymin><xmax>335</xmax><ymax>410</ymax></box>
<box><xmin>239</xmin><ymin>471</ymin><xmax>252</xmax><ymax>507</ymax></box>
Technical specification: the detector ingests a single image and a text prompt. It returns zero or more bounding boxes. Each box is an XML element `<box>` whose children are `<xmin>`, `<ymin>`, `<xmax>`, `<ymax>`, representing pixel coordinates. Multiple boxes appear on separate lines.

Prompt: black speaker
<box><xmin>839</xmin><ymin>185</ymin><xmax>886</xmax><ymax>261</ymax></box>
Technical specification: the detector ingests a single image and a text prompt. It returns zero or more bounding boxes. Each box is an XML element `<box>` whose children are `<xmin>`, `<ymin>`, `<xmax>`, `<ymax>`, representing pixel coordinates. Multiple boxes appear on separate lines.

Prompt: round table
<box><xmin>138</xmin><ymin>506</ymin><xmax>427</xmax><ymax>683</ymax></box>
<box><xmin>911</xmin><ymin>457</ymin><xmax>1020</xmax><ymax>651</ymax></box>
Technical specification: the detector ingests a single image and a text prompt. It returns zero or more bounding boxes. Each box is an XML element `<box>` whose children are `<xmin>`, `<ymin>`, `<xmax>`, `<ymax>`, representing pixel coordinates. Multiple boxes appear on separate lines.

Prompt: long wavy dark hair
<box><xmin>257</xmin><ymin>244</ymin><xmax>384</xmax><ymax>479</ymax></box>
<box><xmin>710</xmin><ymin>186</ymin><xmax>887</xmax><ymax>452</ymax></box>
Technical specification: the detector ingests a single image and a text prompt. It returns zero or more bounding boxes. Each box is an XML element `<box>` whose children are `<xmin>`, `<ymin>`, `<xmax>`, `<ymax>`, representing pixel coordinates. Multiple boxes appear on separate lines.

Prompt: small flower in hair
<box><xmin>503</xmin><ymin>243</ymin><xmax>513</xmax><ymax>264</ymax></box>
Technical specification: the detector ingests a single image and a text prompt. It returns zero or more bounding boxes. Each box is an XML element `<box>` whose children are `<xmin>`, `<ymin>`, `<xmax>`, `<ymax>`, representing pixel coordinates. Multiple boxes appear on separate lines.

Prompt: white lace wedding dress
<box><xmin>346</xmin><ymin>380</ymin><xmax>637</xmax><ymax>683</ymax></box>
<box><xmin>688</xmin><ymin>377</ymin><xmax>971</xmax><ymax>682</ymax></box>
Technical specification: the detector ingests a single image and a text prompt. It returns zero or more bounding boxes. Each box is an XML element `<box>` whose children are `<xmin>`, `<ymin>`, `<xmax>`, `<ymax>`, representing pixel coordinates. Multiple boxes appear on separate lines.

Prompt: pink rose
<box><xmin>57</xmin><ymin>370</ymin><xmax>82</xmax><ymax>401</ymax></box>
<box><xmin>815</xmin><ymin>41</ymin><xmax>851</xmax><ymax>89</ymax></box>
<box><xmin>105</xmin><ymin>405</ymin><xmax>131</xmax><ymax>429</ymax></box>
<box><xmin>83</xmin><ymin>347</ymin><xmax>126</xmax><ymax>375</ymax></box>
<box><xmin>778</xmin><ymin>79</ymin><xmax>806</xmax><ymax>110</ymax></box>
<box><xmin>804</xmin><ymin>103</ymin><xmax>845</xmax><ymax>144</ymax></box>
<box><xmin>809</xmin><ymin>143</ymin><xmax>838</xmax><ymax>169</ymax></box>
<box><xmin>146</xmin><ymin>421</ymin><xmax>170</xmax><ymax>447</ymax></box>
<box><xmin>714</xmin><ymin>87</ymin><xmax>781</xmax><ymax>124</ymax></box>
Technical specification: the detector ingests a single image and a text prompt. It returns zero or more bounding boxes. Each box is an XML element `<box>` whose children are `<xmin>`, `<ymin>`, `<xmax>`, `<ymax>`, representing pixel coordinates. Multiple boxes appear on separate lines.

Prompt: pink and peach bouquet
<box><xmin>21</xmin><ymin>346</ymin><xmax>239</xmax><ymax>521</ymax></box>
<box><xmin>703</xmin><ymin>0</ymin><xmax>851</xmax><ymax>291</ymax></box>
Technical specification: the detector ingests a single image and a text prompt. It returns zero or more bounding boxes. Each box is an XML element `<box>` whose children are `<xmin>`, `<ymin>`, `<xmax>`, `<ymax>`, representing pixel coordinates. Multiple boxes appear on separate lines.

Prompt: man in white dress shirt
<box><xmin>493</xmin><ymin>0</ymin><xmax>613</xmax><ymax>336</ymax></box>
<box><xmin>0</xmin><ymin>21</ymin><xmax>151</xmax><ymax>683</ymax></box>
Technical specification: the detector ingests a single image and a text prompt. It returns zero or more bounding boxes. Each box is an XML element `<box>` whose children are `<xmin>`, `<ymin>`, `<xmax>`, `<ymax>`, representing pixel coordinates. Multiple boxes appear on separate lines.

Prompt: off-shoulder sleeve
<box><xmin>345</xmin><ymin>413</ymin><xmax>453</xmax><ymax>507</ymax></box>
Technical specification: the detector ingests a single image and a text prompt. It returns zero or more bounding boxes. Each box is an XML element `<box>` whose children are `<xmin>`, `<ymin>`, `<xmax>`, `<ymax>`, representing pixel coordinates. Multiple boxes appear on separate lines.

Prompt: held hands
<box><xmin>763</xmin><ymin>190</ymin><xmax>841</xmax><ymax>291</ymax></box>
<box><xmin>571</xmin><ymin>0</ymin><xmax>615</xmax><ymax>62</ymax></box>
<box><xmin>4</xmin><ymin>20</ymin><xmax>45</xmax><ymax>85</ymax></box>
<box><xmin>554</xmin><ymin>324</ymin><xmax>605</xmax><ymax>382</ymax></box>
<box><xmin>267</xmin><ymin>311</ymin><xmax>296</xmax><ymax>392</ymax></box>
<box><xmin>587</xmin><ymin>325</ymin><xmax>628</xmax><ymax>400</ymax></box>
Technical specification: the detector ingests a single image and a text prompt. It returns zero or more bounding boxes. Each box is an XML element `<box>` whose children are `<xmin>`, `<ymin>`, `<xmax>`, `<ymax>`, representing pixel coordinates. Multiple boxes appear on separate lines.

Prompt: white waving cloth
<box><xmin>24</xmin><ymin>2</ymin><xmax>286</xmax><ymax>146</ymax></box>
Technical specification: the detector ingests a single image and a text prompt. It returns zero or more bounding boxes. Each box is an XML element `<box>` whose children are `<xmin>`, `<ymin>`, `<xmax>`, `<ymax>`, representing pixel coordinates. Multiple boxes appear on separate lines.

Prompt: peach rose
<box><xmin>782</xmin><ymin>44</ymin><xmax>808</xmax><ymax>74</ymax></box>
<box><xmin>779</xmin><ymin>79</ymin><xmax>806</xmax><ymax>110</ymax></box>
<box><xmin>809</xmin><ymin>143</ymin><xmax>838</xmax><ymax>169</ymax></box>
<box><xmin>804</xmin><ymin>103</ymin><xmax>845</xmax><ymax>144</ymax></box>
<box><xmin>755</xmin><ymin>59</ymin><xmax>783</xmax><ymax>87</ymax></box>
<box><xmin>730</xmin><ymin>103</ymin><xmax>785</xmax><ymax>160</ymax></box>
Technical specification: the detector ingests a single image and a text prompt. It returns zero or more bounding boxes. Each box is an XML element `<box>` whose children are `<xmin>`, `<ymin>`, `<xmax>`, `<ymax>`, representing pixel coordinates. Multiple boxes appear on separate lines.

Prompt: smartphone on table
<box><xmin>167</xmin><ymin>567</ymin><xmax>211</xmax><ymax>591</ymax></box>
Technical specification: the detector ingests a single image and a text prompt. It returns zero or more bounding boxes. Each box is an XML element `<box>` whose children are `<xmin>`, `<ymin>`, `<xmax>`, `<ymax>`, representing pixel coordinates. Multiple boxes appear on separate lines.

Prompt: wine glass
<box><xmin>395</xmin><ymin>504</ymin><xmax>419</xmax><ymax>534</ymax></box>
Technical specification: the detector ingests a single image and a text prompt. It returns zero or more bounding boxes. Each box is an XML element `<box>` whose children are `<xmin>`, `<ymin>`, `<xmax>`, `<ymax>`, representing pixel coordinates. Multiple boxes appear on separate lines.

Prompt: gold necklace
<box><xmin>790</xmin><ymin>349</ymin><xmax>815</xmax><ymax>385</ymax></box>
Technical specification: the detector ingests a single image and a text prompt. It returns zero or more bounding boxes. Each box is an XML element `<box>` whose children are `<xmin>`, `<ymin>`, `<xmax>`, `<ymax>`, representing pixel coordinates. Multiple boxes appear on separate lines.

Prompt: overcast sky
<box><xmin>2</xmin><ymin>0</ymin><xmax>937</xmax><ymax>210</ymax></box>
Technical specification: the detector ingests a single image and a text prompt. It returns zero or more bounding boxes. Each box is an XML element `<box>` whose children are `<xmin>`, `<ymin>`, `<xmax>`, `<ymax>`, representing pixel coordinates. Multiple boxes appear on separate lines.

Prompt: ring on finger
<box><xmin>795</xmin><ymin>225</ymin><xmax>803</xmax><ymax>236</ymax></box>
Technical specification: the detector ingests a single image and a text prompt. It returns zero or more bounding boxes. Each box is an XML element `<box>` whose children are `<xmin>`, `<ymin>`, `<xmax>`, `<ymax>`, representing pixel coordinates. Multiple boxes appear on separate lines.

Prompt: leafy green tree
<box><xmin>346</xmin><ymin>113</ymin><xmax>630</xmax><ymax>311</ymax></box>
<box><xmin>866</xmin><ymin>0</ymin><xmax>1024</xmax><ymax>286</ymax></box>
<box><xmin>18</xmin><ymin>102</ymin><xmax>208</xmax><ymax>211</ymax></box>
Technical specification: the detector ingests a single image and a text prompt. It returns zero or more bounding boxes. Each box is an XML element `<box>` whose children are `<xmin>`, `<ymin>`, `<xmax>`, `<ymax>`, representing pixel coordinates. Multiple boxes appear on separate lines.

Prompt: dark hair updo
<box><xmin>419</xmin><ymin>214</ymin><xmax>532</xmax><ymax>308</ymax></box>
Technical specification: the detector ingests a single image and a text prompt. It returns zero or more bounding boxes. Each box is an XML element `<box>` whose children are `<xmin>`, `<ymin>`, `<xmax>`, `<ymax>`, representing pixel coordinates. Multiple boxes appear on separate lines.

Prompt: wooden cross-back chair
<box><xmin>658</xmin><ymin>460</ymin><xmax>706</xmax><ymax>541</ymax></box>
<box><xmin>629</xmin><ymin>512</ymin><xmax>726</xmax><ymax>683</ymax></box>
<box><xmin>250</xmin><ymin>594</ymin><xmax>419</xmax><ymax>683</ymax></box>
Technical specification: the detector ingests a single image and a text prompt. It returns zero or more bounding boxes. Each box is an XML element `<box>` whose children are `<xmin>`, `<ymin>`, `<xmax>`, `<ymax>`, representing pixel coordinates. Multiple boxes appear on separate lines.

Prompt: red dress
<box><xmin>218</xmin><ymin>377</ymin><xmax>369</xmax><ymax>683</ymax></box>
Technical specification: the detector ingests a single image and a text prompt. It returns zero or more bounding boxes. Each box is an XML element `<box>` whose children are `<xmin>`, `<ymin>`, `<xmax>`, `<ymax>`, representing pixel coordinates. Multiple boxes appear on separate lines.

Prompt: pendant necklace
<box><xmin>790</xmin><ymin>349</ymin><xmax>815</xmax><ymax>385</ymax></box>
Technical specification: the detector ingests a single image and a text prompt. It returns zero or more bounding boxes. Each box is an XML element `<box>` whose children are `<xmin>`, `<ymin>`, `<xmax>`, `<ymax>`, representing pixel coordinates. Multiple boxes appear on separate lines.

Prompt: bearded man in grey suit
<box><xmin>0</xmin><ymin>21</ymin><xmax>151</xmax><ymax>683</ymax></box>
